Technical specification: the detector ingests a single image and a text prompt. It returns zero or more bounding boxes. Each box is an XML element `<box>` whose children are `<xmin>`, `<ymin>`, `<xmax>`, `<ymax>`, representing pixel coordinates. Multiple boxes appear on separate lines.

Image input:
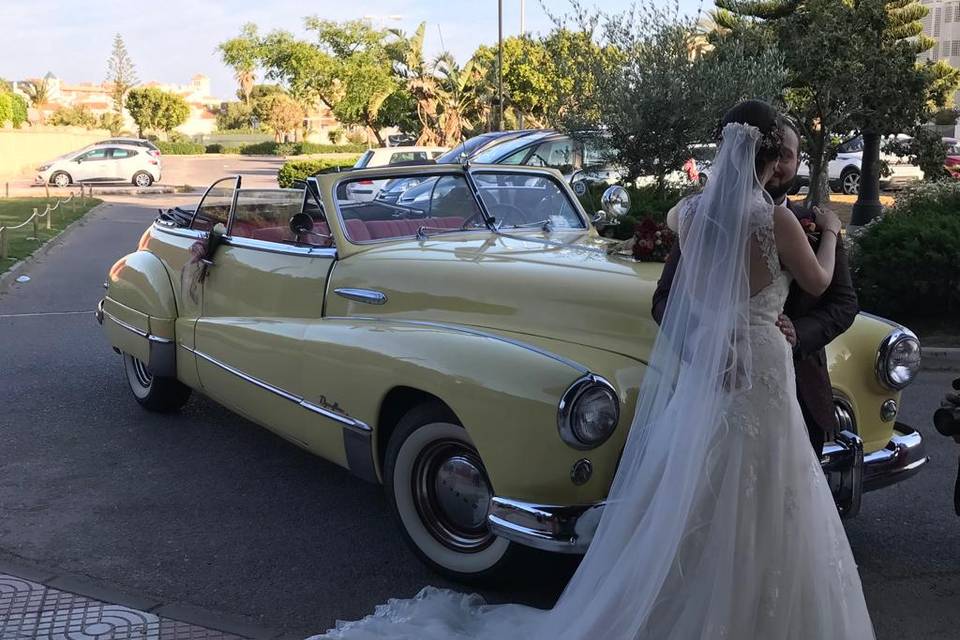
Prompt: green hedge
<box><xmin>277</xmin><ymin>157</ymin><xmax>361</xmax><ymax>188</ymax></box>
<box><xmin>240</xmin><ymin>141</ymin><xmax>367</xmax><ymax>156</ymax></box>
<box><xmin>851</xmin><ymin>181</ymin><xmax>960</xmax><ymax>319</ymax></box>
<box><xmin>156</xmin><ymin>141</ymin><xmax>206</xmax><ymax>155</ymax></box>
<box><xmin>204</xmin><ymin>143</ymin><xmax>242</xmax><ymax>154</ymax></box>
<box><xmin>0</xmin><ymin>92</ymin><xmax>28</xmax><ymax>128</ymax></box>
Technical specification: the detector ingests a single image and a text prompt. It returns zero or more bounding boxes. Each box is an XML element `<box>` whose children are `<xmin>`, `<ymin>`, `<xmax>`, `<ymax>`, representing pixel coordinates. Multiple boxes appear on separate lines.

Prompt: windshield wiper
<box><xmin>509</xmin><ymin>219</ymin><xmax>554</xmax><ymax>233</ymax></box>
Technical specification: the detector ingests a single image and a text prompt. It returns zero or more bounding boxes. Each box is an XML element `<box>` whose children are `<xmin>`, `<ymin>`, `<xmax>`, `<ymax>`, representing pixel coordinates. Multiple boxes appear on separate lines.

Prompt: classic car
<box><xmin>98</xmin><ymin>163</ymin><xmax>927</xmax><ymax>583</ymax></box>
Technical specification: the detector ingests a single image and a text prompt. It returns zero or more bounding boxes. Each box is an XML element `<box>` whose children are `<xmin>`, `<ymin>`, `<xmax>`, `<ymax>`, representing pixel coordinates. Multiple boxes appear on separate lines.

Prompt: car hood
<box><xmin>328</xmin><ymin>230</ymin><xmax>665</xmax><ymax>363</ymax></box>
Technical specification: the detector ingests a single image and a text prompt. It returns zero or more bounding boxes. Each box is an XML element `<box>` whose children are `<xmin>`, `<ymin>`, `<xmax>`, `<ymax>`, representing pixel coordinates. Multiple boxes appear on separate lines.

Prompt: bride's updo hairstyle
<box><xmin>717</xmin><ymin>99</ymin><xmax>784</xmax><ymax>179</ymax></box>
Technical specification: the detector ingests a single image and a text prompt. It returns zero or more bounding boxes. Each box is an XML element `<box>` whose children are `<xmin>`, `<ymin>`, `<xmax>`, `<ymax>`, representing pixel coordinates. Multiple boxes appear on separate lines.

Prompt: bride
<box><xmin>311</xmin><ymin>100</ymin><xmax>876</xmax><ymax>639</ymax></box>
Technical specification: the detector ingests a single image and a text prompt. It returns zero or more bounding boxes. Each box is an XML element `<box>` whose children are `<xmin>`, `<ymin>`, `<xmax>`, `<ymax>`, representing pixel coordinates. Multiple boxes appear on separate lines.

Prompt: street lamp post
<box><xmin>497</xmin><ymin>0</ymin><xmax>504</xmax><ymax>131</ymax></box>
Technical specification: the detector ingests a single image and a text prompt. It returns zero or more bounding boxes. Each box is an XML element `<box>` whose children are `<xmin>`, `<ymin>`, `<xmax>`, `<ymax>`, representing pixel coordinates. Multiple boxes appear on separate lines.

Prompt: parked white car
<box><xmin>347</xmin><ymin>146</ymin><xmax>447</xmax><ymax>201</ymax></box>
<box><xmin>36</xmin><ymin>144</ymin><xmax>162</xmax><ymax>188</ymax></box>
<box><xmin>796</xmin><ymin>134</ymin><xmax>923</xmax><ymax>195</ymax></box>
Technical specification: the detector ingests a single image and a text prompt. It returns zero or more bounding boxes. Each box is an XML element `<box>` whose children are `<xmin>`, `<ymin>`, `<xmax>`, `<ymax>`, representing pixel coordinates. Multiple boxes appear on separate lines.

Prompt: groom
<box><xmin>651</xmin><ymin>119</ymin><xmax>859</xmax><ymax>456</ymax></box>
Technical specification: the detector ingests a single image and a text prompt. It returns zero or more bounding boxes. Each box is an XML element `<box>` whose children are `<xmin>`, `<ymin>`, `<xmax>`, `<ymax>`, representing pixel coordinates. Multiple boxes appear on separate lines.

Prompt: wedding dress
<box><xmin>311</xmin><ymin>123</ymin><xmax>875</xmax><ymax>640</ymax></box>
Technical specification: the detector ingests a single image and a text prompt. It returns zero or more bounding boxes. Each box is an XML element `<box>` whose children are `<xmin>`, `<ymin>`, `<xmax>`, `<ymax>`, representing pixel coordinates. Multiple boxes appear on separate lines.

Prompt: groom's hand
<box><xmin>776</xmin><ymin>314</ymin><xmax>798</xmax><ymax>347</ymax></box>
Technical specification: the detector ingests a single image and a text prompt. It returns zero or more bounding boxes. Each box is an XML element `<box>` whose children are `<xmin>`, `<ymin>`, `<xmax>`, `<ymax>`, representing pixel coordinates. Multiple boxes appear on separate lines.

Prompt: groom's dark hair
<box><xmin>718</xmin><ymin>100</ymin><xmax>784</xmax><ymax>176</ymax></box>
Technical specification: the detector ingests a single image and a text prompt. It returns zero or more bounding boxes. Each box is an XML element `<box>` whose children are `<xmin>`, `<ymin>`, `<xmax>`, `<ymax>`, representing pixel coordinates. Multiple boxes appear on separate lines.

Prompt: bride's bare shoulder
<box><xmin>666</xmin><ymin>194</ymin><xmax>699</xmax><ymax>232</ymax></box>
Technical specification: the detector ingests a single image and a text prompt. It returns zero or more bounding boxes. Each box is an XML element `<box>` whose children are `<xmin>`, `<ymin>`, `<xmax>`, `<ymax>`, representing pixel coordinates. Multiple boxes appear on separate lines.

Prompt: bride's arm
<box><xmin>773</xmin><ymin>205</ymin><xmax>841</xmax><ymax>297</ymax></box>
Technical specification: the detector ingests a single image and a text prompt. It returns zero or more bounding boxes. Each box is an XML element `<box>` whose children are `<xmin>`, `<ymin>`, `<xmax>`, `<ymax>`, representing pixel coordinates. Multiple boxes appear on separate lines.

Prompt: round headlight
<box><xmin>558</xmin><ymin>375</ymin><xmax>620</xmax><ymax>449</ymax></box>
<box><xmin>877</xmin><ymin>330</ymin><xmax>921</xmax><ymax>390</ymax></box>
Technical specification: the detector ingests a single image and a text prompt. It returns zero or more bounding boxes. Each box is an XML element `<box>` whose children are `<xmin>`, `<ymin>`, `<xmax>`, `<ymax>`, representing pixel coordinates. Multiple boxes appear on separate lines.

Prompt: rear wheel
<box><xmin>840</xmin><ymin>168</ymin><xmax>861</xmax><ymax>195</ymax></box>
<box><xmin>132</xmin><ymin>171</ymin><xmax>153</xmax><ymax>187</ymax></box>
<box><xmin>123</xmin><ymin>353</ymin><xmax>191</xmax><ymax>412</ymax></box>
<box><xmin>384</xmin><ymin>402</ymin><xmax>521</xmax><ymax>584</ymax></box>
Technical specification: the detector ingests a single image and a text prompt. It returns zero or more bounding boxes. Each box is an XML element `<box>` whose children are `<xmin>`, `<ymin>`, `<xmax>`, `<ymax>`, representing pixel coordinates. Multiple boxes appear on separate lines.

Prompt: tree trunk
<box><xmin>804</xmin><ymin>131</ymin><xmax>831</xmax><ymax>209</ymax></box>
<box><xmin>367</xmin><ymin>118</ymin><xmax>385</xmax><ymax>147</ymax></box>
<box><xmin>850</xmin><ymin>130</ymin><xmax>883</xmax><ymax>226</ymax></box>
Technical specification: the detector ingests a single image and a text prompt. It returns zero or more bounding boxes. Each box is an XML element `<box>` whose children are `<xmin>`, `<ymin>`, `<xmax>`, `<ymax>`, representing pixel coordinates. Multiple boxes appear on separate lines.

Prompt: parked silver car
<box><xmin>36</xmin><ymin>144</ymin><xmax>162</xmax><ymax>188</ymax></box>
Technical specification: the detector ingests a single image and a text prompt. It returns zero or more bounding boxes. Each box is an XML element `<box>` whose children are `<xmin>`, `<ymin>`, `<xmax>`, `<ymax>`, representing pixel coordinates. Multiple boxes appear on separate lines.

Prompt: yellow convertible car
<box><xmin>98</xmin><ymin>164</ymin><xmax>926</xmax><ymax>582</ymax></box>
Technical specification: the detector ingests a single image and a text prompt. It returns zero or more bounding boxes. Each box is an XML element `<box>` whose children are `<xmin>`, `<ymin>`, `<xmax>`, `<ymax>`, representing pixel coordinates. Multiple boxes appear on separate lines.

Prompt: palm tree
<box><xmin>20</xmin><ymin>79</ymin><xmax>49</xmax><ymax>108</ymax></box>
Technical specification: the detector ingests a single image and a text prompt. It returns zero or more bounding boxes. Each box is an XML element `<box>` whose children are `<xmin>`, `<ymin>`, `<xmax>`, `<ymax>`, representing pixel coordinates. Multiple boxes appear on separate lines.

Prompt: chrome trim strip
<box><xmin>193</xmin><ymin>349</ymin><xmax>301</xmax><ymax>403</ymax></box>
<box><xmin>102</xmin><ymin>309</ymin><xmax>148</xmax><ymax>338</ymax></box>
<box><xmin>154</xmin><ymin>225</ymin><xmax>206</xmax><ymax>241</ymax></box>
<box><xmin>862</xmin><ymin>423</ymin><xmax>928</xmax><ymax>491</ymax></box>
<box><xmin>191</xmin><ymin>347</ymin><xmax>370</xmax><ymax>431</ymax></box>
<box><xmin>324</xmin><ymin>316</ymin><xmax>588</xmax><ymax>373</ymax></box>
<box><xmin>334</xmin><ymin>288</ymin><xmax>387</xmax><ymax>305</ymax></box>
<box><xmin>148</xmin><ymin>335</ymin><xmax>174</xmax><ymax>344</ymax></box>
<box><xmin>223</xmin><ymin>234</ymin><xmax>338</xmax><ymax>258</ymax></box>
<box><xmin>300</xmin><ymin>400</ymin><xmax>372</xmax><ymax>433</ymax></box>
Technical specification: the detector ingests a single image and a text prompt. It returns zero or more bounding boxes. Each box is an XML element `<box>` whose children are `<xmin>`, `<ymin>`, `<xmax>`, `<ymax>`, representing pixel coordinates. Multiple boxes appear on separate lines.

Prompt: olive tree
<box><xmin>125</xmin><ymin>87</ymin><xmax>190</xmax><ymax>137</ymax></box>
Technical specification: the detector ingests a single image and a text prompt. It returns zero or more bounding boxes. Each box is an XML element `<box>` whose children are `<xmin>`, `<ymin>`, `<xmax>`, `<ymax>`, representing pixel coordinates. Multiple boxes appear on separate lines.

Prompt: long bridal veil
<box><xmin>317</xmin><ymin>122</ymin><xmax>767</xmax><ymax>640</ymax></box>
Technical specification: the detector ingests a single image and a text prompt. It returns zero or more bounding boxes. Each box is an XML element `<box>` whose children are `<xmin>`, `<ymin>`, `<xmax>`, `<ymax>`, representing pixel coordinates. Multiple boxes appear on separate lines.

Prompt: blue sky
<box><xmin>1</xmin><ymin>0</ymin><xmax>711</xmax><ymax>100</ymax></box>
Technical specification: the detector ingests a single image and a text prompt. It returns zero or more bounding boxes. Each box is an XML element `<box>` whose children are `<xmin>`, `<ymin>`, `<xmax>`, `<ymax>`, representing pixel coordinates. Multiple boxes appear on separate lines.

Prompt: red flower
<box><xmin>636</xmin><ymin>218</ymin><xmax>659</xmax><ymax>235</ymax></box>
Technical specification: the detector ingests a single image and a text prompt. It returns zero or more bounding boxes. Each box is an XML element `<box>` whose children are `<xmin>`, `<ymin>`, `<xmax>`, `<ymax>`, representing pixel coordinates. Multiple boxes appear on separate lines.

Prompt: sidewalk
<box><xmin>0</xmin><ymin>572</ymin><xmax>247</xmax><ymax>639</ymax></box>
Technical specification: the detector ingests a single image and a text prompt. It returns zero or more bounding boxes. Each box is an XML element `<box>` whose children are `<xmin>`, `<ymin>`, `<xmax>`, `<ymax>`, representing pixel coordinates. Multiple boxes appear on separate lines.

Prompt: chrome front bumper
<box><xmin>489</xmin><ymin>424</ymin><xmax>928</xmax><ymax>553</ymax></box>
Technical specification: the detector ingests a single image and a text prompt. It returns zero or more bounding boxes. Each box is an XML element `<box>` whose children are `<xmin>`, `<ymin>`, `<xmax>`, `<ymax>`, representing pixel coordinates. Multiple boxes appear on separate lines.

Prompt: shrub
<box><xmin>0</xmin><ymin>93</ymin><xmax>28</xmax><ymax>128</ymax></box>
<box><xmin>156</xmin><ymin>141</ymin><xmax>206</xmax><ymax>155</ymax></box>
<box><xmin>239</xmin><ymin>141</ymin><xmax>368</xmax><ymax>156</ymax></box>
<box><xmin>48</xmin><ymin>105</ymin><xmax>98</xmax><ymax>128</ymax></box>
<box><xmin>851</xmin><ymin>181</ymin><xmax>960</xmax><ymax>319</ymax></box>
<box><xmin>277</xmin><ymin>157</ymin><xmax>361</xmax><ymax>188</ymax></box>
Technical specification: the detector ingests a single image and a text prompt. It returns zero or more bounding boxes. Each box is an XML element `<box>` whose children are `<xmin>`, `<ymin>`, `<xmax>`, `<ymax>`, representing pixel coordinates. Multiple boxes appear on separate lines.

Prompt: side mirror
<box><xmin>76</xmin><ymin>158</ymin><xmax>83</xmax><ymax>164</ymax></box>
<box><xmin>289</xmin><ymin>212</ymin><xmax>314</xmax><ymax>236</ymax></box>
<box><xmin>600</xmin><ymin>185</ymin><xmax>631</xmax><ymax>218</ymax></box>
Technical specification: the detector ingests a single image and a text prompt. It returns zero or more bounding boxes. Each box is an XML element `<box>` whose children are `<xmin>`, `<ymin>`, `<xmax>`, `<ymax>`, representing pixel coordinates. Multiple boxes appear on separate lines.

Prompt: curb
<box><xmin>0</xmin><ymin>554</ymin><xmax>290</xmax><ymax>639</ymax></box>
<box><xmin>0</xmin><ymin>201</ymin><xmax>108</xmax><ymax>295</ymax></box>
<box><xmin>923</xmin><ymin>347</ymin><xmax>960</xmax><ymax>372</ymax></box>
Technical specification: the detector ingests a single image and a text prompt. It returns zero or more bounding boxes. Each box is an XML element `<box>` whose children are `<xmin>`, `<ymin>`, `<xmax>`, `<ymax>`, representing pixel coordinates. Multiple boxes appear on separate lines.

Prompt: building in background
<box><xmin>12</xmin><ymin>73</ymin><xmax>220</xmax><ymax>136</ymax></box>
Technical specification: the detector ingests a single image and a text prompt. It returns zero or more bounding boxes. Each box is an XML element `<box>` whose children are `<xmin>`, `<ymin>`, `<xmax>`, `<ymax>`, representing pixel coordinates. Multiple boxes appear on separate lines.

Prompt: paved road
<box><xmin>0</xmin><ymin>195</ymin><xmax>958</xmax><ymax>639</ymax></box>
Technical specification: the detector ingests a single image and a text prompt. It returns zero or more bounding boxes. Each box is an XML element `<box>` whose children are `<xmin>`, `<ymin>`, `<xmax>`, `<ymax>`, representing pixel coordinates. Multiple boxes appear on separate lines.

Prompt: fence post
<box><xmin>0</xmin><ymin>228</ymin><xmax>6</xmax><ymax>260</ymax></box>
<box><xmin>46</xmin><ymin>205</ymin><xmax>52</xmax><ymax>230</ymax></box>
<box><xmin>44</xmin><ymin>183</ymin><xmax>49</xmax><ymax>200</ymax></box>
<box><xmin>32</xmin><ymin>208</ymin><xmax>39</xmax><ymax>240</ymax></box>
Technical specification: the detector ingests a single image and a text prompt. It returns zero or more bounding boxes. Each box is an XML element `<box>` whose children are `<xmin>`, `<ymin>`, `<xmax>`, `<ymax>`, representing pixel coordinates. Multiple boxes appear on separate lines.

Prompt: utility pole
<box><xmin>518</xmin><ymin>0</ymin><xmax>525</xmax><ymax>131</ymax></box>
<box><xmin>498</xmin><ymin>0</ymin><xmax>504</xmax><ymax>131</ymax></box>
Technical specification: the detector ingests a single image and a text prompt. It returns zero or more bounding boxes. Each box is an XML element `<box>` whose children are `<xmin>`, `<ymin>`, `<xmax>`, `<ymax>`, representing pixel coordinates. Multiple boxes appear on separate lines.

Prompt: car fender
<box><xmin>101</xmin><ymin>250</ymin><xmax>178</xmax><ymax>376</ymax></box>
<box><xmin>300</xmin><ymin>317</ymin><xmax>637</xmax><ymax>504</ymax></box>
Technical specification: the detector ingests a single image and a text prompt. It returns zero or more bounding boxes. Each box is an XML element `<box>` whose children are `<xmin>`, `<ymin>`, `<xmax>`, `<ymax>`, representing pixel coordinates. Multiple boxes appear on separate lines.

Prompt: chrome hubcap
<box><xmin>412</xmin><ymin>440</ymin><xmax>494</xmax><ymax>552</ymax></box>
<box><xmin>54</xmin><ymin>175</ymin><xmax>68</xmax><ymax>187</ymax></box>
<box><xmin>136</xmin><ymin>174</ymin><xmax>149</xmax><ymax>186</ymax></box>
<box><xmin>844</xmin><ymin>174</ymin><xmax>860</xmax><ymax>194</ymax></box>
<box><xmin>132</xmin><ymin>357</ymin><xmax>153</xmax><ymax>388</ymax></box>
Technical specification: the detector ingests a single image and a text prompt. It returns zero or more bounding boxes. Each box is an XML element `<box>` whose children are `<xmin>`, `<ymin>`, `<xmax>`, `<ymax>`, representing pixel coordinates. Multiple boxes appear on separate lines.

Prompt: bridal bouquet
<box><xmin>631</xmin><ymin>218</ymin><xmax>676</xmax><ymax>262</ymax></box>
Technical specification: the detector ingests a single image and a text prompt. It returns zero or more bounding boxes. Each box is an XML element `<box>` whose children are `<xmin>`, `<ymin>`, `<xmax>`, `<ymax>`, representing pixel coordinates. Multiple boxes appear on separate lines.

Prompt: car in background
<box><xmin>387</xmin><ymin>133</ymin><xmax>418</xmax><ymax>147</ymax></box>
<box><xmin>795</xmin><ymin>134</ymin><xmax>923</xmax><ymax>195</ymax></box>
<box><xmin>93</xmin><ymin>138</ymin><xmax>162</xmax><ymax>158</ymax></box>
<box><xmin>943</xmin><ymin>137</ymin><xmax>960</xmax><ymax>179</ymax></box>
<box><xmin>347</xmin><ymin>146</ymin><xmax>447</xmax><ymax>201</ymax></box>
<box><xmin>36</xmin><ymin>144</ymin><xmax>161</xmax><ymax>188</ymax></box>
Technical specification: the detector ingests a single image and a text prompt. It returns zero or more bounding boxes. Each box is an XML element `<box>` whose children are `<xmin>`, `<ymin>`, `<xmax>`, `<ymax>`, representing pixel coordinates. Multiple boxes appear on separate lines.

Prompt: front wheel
<box><xmin>51</xmin><ymin>172</ymin><xmax>71</xmax><ymax>188</ymax></box>
<box><xmin>384</xmin><ymin>402</ymin><xmax>521</xmax><ymax>584</ymax></box>
<box><xmin>132</xmin><ymin>171</ymin><xmax>154</xmax><ymax>187</ymax></box>
<box><xmin>123</xmin><ymin>353</ymin><xmax>191</xmax><ymax>412</ymax></box>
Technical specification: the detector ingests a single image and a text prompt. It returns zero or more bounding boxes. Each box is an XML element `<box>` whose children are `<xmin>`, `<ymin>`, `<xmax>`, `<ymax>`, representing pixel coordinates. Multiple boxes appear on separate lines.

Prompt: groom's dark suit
<box><xmin>651</xmin><ymin>198</ymin><xmax>859</xmax><ymax>456</ymax></box>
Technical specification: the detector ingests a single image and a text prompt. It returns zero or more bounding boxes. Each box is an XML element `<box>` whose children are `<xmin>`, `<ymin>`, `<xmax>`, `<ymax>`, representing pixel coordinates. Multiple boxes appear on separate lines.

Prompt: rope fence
<box><xmin>0</xmin><ymin>185</ymin><xmax>91</xmax><ymax>261</ymax></box>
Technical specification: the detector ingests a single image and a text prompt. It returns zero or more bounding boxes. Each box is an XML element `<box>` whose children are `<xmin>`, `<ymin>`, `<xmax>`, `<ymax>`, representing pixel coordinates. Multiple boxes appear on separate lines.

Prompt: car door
<box><xmin>72</xmin><ymin>148</ymin><xmax>110</xmax><ymax>182</ymax></box>
<box><xmin>193</xmin><ymin>181</ymin><xmax>340</xmax><ymax>453</ymax></box>
<box><xmin>108</xmin><ymin>147</ymin><xmax>137</xmax><ymax>182</ymax></box>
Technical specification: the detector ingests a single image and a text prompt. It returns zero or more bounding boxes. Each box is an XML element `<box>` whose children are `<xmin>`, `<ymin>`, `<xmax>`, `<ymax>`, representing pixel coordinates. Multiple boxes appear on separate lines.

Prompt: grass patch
<box><xmin>0</xmin><ymin>196</ymin><xmax>102</xmax><ymax>275</ymax></box>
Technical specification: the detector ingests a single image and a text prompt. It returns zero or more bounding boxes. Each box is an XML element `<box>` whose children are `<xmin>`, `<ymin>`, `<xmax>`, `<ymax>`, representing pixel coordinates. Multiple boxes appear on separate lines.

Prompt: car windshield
<box><xmin>473</xmin><ymin>172</ymin><xmax>585</xmax><ymax>230</ymax></box>
<box><xmin>471</xmin><ymin>133</ymin><xmax>555</xmax><ymax>164</ymax></box>
<box><xmin>435</xmin><ymin>134</ymin><xmax>509</xmax><ymax>163</ymax></box>
<box><xmin>335</xmin><ymin>169</ymin><xmax>584</xmax><ymax>242</ymax></box>
<box><xmin>353</xmin><ymin>150</ymin><xmax>374</xmax><ymax>168</ymax></box>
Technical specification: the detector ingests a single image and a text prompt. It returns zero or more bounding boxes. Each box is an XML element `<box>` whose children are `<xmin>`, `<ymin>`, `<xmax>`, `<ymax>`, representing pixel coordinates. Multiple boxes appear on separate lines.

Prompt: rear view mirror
<box><xmin>289</xmin><ymin>212</ymin><xmax>314</xmax><ymax>236</ymax></box>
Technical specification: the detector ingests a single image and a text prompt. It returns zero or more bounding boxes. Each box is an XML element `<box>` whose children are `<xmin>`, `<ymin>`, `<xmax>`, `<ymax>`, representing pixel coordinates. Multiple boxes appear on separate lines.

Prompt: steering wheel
<box><xmin>489</xmin><ymin>203</ymin><xmax>533</xmax><ymax>227</ymax></box>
